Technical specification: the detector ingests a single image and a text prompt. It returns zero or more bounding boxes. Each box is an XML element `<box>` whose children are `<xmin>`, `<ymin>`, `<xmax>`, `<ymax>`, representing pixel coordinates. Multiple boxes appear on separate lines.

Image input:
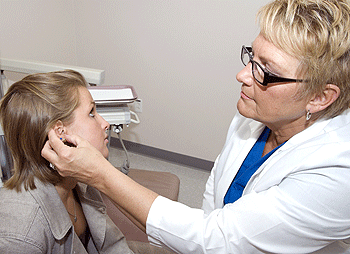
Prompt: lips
<box><xmin>241</xmin><ymin>91</ymin><xmax>253</xmax><ymax>100</ymax></box>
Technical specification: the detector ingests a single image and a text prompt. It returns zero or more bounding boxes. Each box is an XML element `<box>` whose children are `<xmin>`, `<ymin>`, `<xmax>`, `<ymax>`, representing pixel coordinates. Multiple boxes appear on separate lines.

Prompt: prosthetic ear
<box><xmin>52</xmin><ymin>120</ymin><xmax>66</xmax><ymax>139</ymax></box>
<box><xmin>307</xmin><ymin>84</ymin><xmax>340</xmax><ymax>114</ymax></box>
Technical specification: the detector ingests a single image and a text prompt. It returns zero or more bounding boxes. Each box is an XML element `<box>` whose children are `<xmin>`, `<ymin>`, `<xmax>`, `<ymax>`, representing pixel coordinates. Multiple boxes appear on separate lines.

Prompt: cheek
<box><xmin>87</xmin><ymin>124</ymin><xmax>106</xmax><ymax>146</ymax></box>
<box><xmin>254</xmin><ymin>88</ymin><xmax>275</xmax><ymax>108</ymax></box>
<box><xmin>67</xmin><ymin>124</ymin><xmax>94</xmax><ymax>143</ymax></box>
<box><xmin>254</xmin><ymin>88</ymin><xmax>289</xmax><ymax>114</ymax></box>
<box><xmin>256</xmin><ymin>85</ymin><xmax>292</xmax><ymax>104</ymax></box>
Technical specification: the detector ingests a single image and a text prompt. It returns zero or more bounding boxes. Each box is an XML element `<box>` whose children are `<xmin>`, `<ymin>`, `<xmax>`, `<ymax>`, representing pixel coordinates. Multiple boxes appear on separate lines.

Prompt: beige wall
<box><xmin>0</xmin><ymin>0</ymin><xmax>270</xmax><ymax>162</ymax></box>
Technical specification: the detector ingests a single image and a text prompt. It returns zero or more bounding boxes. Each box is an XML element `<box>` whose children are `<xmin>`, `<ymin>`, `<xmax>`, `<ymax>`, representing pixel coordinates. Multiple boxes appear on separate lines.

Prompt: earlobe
<box><xmin>53</xmin><ymin>120</ymin><xmax>66</xmax><ymax>138</ymax></box>
<box><xmin>307</xmin><ymin>84</ymin><xmax>340</xmax><ymax>113</ymax></box>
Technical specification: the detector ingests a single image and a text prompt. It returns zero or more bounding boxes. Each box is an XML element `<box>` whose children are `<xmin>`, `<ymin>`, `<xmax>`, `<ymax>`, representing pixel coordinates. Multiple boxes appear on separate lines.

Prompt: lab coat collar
<box><xmin>215</xmin><ymin>114</ymin><xmax>265</xmax><ymax>204</ymax></box>
<box><xmin>244</xmin><ymin>108</ymin><xmax>350</xmax><ymax>193</ymax></box>
<box><xmin>274</xmin><ymin>108</ymin><xmax>350</xmax><ymax>153</ymax></box>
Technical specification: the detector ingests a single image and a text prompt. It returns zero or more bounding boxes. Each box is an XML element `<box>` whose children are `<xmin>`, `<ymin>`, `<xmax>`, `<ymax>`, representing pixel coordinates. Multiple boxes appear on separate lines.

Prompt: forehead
<box><xmin>76</xmin><ymin>87</ymin><xmax>94</xmax><ymax>109</ymax></box>
<box><xmin>252</xmin><ymin>34</ymin><xmax>301</xmax><ymax>74</ymax></box>
<box><xmin>252</xmin><ymin>35</ymin><xmax>287</xmax><ymax>60</ymax></box>
<box><xmin>78</xmin><ymin>87</ymin><xmax>93</xmax><ymax>101</ymax></box>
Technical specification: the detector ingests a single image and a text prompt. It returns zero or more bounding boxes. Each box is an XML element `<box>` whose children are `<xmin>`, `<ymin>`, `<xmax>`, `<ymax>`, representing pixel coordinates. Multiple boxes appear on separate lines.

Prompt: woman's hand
<box><xmin>42</xmin><ymin>129</ymin><xmax>159</xmax><ymax>228</ymax></box>
<box><xmin>41</xmin><ymin>129</ymin><xmax>111</xmax><ymax>187</ymax></box>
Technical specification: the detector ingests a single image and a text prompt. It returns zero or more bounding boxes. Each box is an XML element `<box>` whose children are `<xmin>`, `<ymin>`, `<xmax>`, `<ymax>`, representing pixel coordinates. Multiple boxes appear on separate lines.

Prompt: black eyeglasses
<box><xmin>241</xmin><ymin>45</ymin><xmax>304</xmax><ymax>86</ymax></box>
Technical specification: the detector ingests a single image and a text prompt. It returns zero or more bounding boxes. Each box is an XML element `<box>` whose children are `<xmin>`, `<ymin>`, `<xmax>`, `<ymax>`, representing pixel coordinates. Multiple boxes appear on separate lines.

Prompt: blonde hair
<box><xmin>0</xmin><ymin>70</ymin><xmax>88</xmax><ymax>191</ymax></box>
<box><xmin>258</xmin><ymin>0</ymin><xmax>350</xmax><ymax>118</ymax></box>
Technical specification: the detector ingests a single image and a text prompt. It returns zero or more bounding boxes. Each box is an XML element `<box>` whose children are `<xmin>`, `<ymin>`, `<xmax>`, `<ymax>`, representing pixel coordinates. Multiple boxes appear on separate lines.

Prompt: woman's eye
<box><xmin>89</xmin><ymin>105</ymin><xmax>97</xmax><ymax>117</ymax></box>
<box><xmin>265</xmin><ymin>67</ymin><xmax>279</xmax><ymax>77</ymax></box>
<box><xmin>262</xmin><ymin>62</ymin><xmax>280</xmax><ymax>76</ymax></box>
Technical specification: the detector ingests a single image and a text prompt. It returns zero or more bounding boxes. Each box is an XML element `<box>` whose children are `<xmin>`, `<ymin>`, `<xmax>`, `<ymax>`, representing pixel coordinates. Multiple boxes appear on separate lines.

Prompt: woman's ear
<box><xmin>52</xmin><ymin>120</ymin><xmax>66</xmax><ymax>139</ymax></box>
<box><xmin>307</xmin><ymin>84</ymin><xmax>340</xmax><ymax>113</ymax></box>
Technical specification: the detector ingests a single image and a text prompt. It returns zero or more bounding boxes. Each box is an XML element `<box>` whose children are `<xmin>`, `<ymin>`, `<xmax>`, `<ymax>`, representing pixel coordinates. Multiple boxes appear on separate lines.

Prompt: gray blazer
<box><xmin>0</xmin><ymin>178</ymin><xmax>133</xmax><ymax>254</ymax></box>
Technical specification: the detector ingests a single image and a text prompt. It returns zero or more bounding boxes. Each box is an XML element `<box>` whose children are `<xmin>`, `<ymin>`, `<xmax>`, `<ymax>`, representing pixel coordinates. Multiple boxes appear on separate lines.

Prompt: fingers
<box><xmin>42</xmin><ymin>130</ymin><xmax>72</xmax><ymax>176</ymax></box>
<box><xmin>41</xmin><ymin>134</ymin><xmax>68</xmax><ymax>177</ymax></box>
<box><xmin>41</xmin><ymin>130</ymin><xmax>63</xmax><ymax>164</ymax></box>
<box><xmin>41</xmin><ymin>138</ymin><xmax>56</xmax><ymax>162</ymax></box>
<box><xmin>63</xmin><ymin>132</ymin><xmax>83</xmax><ymax>148</ymax></box>
<box><xmin>47</xmin><ymin>129</ymin><xmax>66</xmax><ymax>152</ymax></box>
<box><xmin>42</xmin><ymin>128</ymin><xmax>106</xmax><ymax>183</ymax></box>
<box><xmin>46</xmin><ymin>129</ymin><xmax>83</xmax><ymax>150</ymax></box>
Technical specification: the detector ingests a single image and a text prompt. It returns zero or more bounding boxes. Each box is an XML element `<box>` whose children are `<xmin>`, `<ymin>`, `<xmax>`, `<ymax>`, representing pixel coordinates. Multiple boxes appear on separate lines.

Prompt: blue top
<box><xmin>224</xmin><ymin>127</ymin><xmax>285</xmax><ymax>205</ymax></box>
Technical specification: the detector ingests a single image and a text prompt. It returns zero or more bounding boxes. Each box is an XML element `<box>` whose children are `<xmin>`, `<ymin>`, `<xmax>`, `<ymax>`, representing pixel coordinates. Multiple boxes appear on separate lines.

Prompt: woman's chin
<box><xmin>103</xmin><ymin>148</ymin><xmax>109</xmax><ymax>159</ymax></box>
<box><xmin>237</xmin><ymin>102</ymin><xmax>249</xmax><ymax>117</ymax></box>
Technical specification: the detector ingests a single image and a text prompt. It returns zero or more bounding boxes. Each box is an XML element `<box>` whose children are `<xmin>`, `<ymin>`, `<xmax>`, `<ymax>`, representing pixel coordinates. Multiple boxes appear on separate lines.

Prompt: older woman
<box><xmin>42</xmin><ymin>0</ymin><xmax>350</xmax><ymax>253</ymax></box>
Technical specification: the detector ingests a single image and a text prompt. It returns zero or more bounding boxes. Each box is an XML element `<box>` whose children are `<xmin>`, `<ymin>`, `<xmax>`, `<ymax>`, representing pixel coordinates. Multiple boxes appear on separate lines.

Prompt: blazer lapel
<box><xmin>76</xmin><ymin>184</ymin><xmax>107</xmax><ymax>250</ymax></box>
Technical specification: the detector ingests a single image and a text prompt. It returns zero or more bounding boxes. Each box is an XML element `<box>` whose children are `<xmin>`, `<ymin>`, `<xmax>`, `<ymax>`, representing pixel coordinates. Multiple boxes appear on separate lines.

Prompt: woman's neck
<box><xmin>267</xmin><ymin>117</ymin><xmax>315</xmax><ymax>145</ymax></box>
<box><xmin>263</xmin><ymin>118</ymin><xmax>315</xmax><ymax>156</ymax></box>
<box><xmin>55</xmin><ymin>178</ymin><xmax>87</xmax><ymax>237</ymax></box>
<box><xmin>55</xmin><ymin>178</ymin><xmax>77</xmax><ymax>203</ymax></box>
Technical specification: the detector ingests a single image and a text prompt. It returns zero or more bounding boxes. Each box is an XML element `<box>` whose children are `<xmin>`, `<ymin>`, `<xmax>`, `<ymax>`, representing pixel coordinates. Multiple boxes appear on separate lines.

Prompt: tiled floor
<box><xmin>108</xmin><ymin>147</ymin><xmax>211</xmax><ymax>208</ymax></box>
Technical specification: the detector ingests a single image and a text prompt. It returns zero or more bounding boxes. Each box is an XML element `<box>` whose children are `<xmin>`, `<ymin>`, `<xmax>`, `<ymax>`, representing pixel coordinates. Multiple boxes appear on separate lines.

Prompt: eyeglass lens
<box><xmin>241</xmin><ymin>47</ymin><xmax>265</xmax><ymax>84</ymax></box>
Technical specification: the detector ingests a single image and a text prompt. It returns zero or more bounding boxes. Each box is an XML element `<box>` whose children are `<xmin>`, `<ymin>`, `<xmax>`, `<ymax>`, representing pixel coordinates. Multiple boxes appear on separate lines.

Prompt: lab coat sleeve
<box><xmin>201</xmin><ymin>157</ymin><xmax>217</xmax><ymax>214</ymax></box>
<box><xmin>146</xmin><ymin>164</ymin><xmax>350</xmax><ymax>254</ymax></box>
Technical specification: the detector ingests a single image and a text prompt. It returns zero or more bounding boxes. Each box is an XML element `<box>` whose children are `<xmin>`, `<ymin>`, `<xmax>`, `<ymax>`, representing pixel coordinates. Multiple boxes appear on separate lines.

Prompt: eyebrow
<box><xmin>251</xmin><ymin>44</ymin><xmax>284</xmax><ymax>75</ymax></box>
<box><xmin>89</xmin><ymin>101</ymin><xmax>96</xmax><ymax>111</ymax></box>
<box><xmin>251</xmin><ymin>43</ymin><xmax>273</xmax><ymax>64</ymax></box>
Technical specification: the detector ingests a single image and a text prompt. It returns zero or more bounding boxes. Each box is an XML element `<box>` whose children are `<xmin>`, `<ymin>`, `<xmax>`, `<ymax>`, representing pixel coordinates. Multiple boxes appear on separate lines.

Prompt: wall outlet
<box><xmin>133</xmin><ymin>99</ymin><xmax>142</xmax><ymax>113</ymax></box>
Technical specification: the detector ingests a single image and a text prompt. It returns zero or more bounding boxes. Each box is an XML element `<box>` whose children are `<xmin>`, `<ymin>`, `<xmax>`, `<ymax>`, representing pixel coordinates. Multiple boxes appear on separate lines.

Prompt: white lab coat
<box><xmin>146</xmin><ymin>110</ymin><xmax>350</xmax><ymax>254</ymax></box>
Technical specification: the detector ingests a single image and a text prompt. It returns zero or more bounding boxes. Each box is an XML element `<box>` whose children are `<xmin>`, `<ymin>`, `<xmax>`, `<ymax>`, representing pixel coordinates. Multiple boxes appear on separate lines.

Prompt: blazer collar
<box><xmin>28</xmin><ymin>179</ymin><xmax>108</xmax><ymax>250</ymax></box>
<box><xmin>28</xmin><ymin>179</ymin><xmax>72</xmax><ymax>240</ymax></box>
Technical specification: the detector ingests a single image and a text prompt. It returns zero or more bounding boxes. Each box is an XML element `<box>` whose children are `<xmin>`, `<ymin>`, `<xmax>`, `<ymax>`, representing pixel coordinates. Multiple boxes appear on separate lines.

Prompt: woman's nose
<box><xmin>104</xmin><ymin>119</ymin><xmax>110</xmax><ymax>131</ymax></box>
<box><xmin>99</xmin><ymin>114</ymin><xmax>110</xmax><ymax>131</ymax></box>
<box><xmin>236</xmin><ymin>63</ymin><xmax>253</xmax><ymax>86</ymax></box>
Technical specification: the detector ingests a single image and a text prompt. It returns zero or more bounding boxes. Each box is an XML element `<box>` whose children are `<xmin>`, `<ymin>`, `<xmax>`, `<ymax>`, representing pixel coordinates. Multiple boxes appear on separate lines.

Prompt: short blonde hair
<box><xmin>0</xmin><ymin>70</ymin><xmax>88</xmax><ymax>191</ymax></box>
<box><xmin>258</xmin><ymin>0</ymin><xmax>350</xmax><ymax>118</ymax></box>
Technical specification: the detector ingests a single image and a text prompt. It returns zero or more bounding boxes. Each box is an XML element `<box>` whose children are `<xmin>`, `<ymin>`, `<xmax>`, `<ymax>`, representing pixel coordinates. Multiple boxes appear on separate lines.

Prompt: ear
<box><xmin>52</xmin><ymin>120</ymin><xmax>66</xmax><ymax>139</ymax></box>
<box><xmin>306</xmin><ymin>84</ymin><xmax>340</xmax><ymax>114</ymax></box>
